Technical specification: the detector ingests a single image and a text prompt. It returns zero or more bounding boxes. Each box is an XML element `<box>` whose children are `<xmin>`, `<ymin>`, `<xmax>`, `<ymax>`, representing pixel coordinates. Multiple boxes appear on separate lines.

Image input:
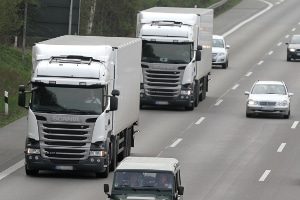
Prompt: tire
<box><xmin>199</xmin><ymin>76</ymin><xmax>207</xmax><ymax>102</ymax></box>
<box><xmin>222</xmin><ymin>59</ymin><xmax>228</xmax><ymax>69</ymax></box>
<box><xmin>96</xmin><ymin>165</ymin><xmax>109</xmax><ymax>178</ymax></box>
<box><xmin>25</xmin><ymin>164</ymin><xmax>39</xmax><ymax>176</ymax></box>
<box><xmin>246</xmin><ymin>113</ymin><xmax>252</xmax><ymax>118</ymax></box>
<box><xmin>283</xmin><ymin>110</ymin><xmax>290</xmax><ymax>119</ymax></box>
<box><xmin>109</xmin><ymin>138</ymin><xmax>117</xmax><ymax>171</ymax></box>
<box><xmin>194</xmin><ymin>83</ymin><xmax>199</xmax><ymax>107</ymax></box>
<box><xmin>185</xmin><ymin>102</ymin><xmax>194</xmax><ymax>111</ymax></box>
<box><xmin>287</xmin><ymin>54</ymin><xmax>291</xmax><ymax>61</ymax></box>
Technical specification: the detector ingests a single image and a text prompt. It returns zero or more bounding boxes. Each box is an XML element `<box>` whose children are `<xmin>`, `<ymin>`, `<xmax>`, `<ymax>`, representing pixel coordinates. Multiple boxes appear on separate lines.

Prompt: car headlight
<box><xmin>247</xmin><ymin>99</ymin><xmax>258</xmax><ymax>105</ymax></box>
<box><xmin>288</xmin><ymin>48</ymin><xmax>296</xmax><ymax>52</ymax></box>
<box><xmin>219</xmin><ymin>52</ymin><xmax>225</xmax><ymax>56</ymax></box>
<box><xmin>277</xmin><ymin>100</ymin><xmax>288</xmax><ymax>106</ymax></box>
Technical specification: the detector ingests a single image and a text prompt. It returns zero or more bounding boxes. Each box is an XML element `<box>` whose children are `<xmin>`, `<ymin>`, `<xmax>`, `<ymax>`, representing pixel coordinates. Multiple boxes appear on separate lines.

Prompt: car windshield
<box><xmin>212</xmin><ymin>39</ymin><xmax>224</xmax><ymax>48</ymax></box>
<box><xmin>251</xmin><ymin>84</ymin><xmax>286</xmax><ymax>95</ymax></box>
<box><xmin>291</xmin><ymin>36</ymin><xmax>300</xmax><ymax>44</ymax></box>
<box><xmin>30</xmin><ymin>85</ymin><xmax>106</xmax><ymax>115</ymax></box>
<box><xmin>113</xmin><ymin>171</ymin><xmax>173</xmax><ymax>190</ymax></box>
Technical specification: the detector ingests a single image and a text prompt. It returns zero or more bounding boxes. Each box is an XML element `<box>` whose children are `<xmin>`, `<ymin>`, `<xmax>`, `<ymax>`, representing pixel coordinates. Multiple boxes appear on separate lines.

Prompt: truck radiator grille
<box><xmin>143</xmin><ymin>68</ymin><xmax>184</xmax><ymax>98</ymax></box>
<box><xmin>37</xmin><ymin>118</ymin><xmax>94</xmax><ymax>160</ymax></box>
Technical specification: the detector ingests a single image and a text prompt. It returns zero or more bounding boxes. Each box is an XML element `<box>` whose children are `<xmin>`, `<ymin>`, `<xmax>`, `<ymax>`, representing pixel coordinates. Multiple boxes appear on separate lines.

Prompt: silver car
<box><xmin>244</xmin><ymin>81</ymin><xmax>294</xmax><ymax>119</ymax></box>
<box><xmin>212</xmin><ymin>35</ymin><xmax>230</xmax><ymax>69</ymax></box>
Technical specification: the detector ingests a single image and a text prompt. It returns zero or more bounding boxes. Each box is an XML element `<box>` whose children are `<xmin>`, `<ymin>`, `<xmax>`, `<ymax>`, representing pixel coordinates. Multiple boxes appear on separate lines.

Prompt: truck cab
<box><xmin>104</xmin><ymin>157</ymin><xmax>184</xmax><ymax>200</ymax></box>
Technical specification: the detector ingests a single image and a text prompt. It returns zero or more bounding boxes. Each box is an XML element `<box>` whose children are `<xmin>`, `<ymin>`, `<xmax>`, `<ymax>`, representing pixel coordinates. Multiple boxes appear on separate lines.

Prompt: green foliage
<box><xmin>0</xmin><ymin>45</ymin><xmax>31</xmax><ymax>127</ymax></box>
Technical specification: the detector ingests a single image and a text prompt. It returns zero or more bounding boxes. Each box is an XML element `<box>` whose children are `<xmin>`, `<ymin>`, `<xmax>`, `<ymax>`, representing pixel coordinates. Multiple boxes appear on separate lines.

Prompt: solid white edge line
<box><xmin>195</xmin><ymin>117</ymin><xmax>205</xmax><ymax>125</ymax></box>
<box><xmin>170</xmin><ymin>138</ymin><xmax>182</xmax><ymax>148</ymax></box>
<box><xmin>0</xmin><ymin>159</ymin><xmax>24</xmax><ymax>181</ymax></box>
<box><xmin>259</xmin><ymin>170</ymin><xmax>271</xmax><ymax>181</ymax></box>
<box><xmin>291</xmin><ymin>121</ymin><xmax>299</xmax><ymax>129</ymax></box>
<box><xmin>277</xmin><ymin>143</ymin><xmax>286</xmax><ymax>152</ymax></box>
<box><xmin>222</xmin><ymin>0</ymin><xmax>273</xmax><ymax>38</ymax></box>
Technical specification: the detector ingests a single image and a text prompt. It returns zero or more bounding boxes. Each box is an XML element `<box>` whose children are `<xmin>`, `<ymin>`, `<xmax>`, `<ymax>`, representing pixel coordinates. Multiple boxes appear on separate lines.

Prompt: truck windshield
<box><xmin>30</xmin><ymin>85</ymin><xmax>106</xmax><ymax>115</ymax></box>
<box><xmin>142</xmin><ymin>41</ymin><xmax>192</xmax><ymax>64</ymax></box>
<box><xmin>113</xmin><ymin>171</ymin><xmax>173</xmax><ymax>190</ymax></box>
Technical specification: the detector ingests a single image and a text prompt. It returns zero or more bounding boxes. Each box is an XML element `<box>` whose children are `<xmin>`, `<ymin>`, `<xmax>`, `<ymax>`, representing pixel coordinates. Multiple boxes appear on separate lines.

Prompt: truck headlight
<box><xmin>181</xmin><ymin>90</ymin><xmax>192</xmax><ymax>95</ymax></box>
<box><xmin>90</xmin><ymin>151</ymin><xmax>105</xmax><ymax>157</ymax></box>
<box><xmin>25</xmin><ymin>148</ymin><xmax>41</xmax><ymax>154</ymax></box>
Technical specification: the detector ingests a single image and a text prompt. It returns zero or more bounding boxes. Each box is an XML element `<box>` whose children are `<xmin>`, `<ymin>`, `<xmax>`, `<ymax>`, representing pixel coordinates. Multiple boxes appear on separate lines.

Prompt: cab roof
<box><xmin>116</xmin><ymin>157</ymin><xmax>180</xmax><ymax>173</ymax></box>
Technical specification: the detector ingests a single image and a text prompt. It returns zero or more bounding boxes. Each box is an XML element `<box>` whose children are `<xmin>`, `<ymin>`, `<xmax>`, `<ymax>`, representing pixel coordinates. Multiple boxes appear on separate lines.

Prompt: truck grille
<box><xmin>142</xmin><ymin>65</ymin><xmax>184</xmax><ymax>98</ymax></box>
<box><xmin>37</xmin><ymin>115</ymin><xmax>94</xmax><ymax>160</ymax></box>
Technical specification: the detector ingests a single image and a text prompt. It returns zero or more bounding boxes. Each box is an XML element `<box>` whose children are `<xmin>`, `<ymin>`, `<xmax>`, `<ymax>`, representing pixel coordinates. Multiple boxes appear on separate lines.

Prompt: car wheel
<box><xmin>222</xmin><ymin>60</ymin><xmax>228</xmax><ymax>69</ymax></box>
<box><xmin>283</xmin><ymin>110</ymin><xmax>290</xmax><ymax>119</ymax></box>
<box><xmin>287</xmin><ymin>55</ymin><xmax>291</xmax><ymax>61</ymax></box>
<box><xmin>246</xmin><ymin>113</ymin><xmax>252</xmax><ymax>118</ymax></box>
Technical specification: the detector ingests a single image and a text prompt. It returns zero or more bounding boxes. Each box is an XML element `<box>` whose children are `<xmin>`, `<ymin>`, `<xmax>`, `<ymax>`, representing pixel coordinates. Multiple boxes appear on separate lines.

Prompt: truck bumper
<box><xmin>140</xmin><ymin>95</ymin><xmax>192</xmax><ymax>107</ymax></box>
<box><xmin>25</xmin><ymin>154</ymin><xmax>107</xmax><ymax>173</ymax></box>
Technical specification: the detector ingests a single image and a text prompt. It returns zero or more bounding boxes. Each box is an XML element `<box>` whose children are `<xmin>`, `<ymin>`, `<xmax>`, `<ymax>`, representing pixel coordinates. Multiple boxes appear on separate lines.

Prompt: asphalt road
<box><xmin>1</xmin><ymin>0</ymin><xmax>300</xmax><ymax>199</ymax></box>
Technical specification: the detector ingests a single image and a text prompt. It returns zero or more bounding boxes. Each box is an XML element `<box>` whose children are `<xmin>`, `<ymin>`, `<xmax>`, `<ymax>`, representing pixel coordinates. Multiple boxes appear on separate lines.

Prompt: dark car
<box><xmin>286</xmin><ymin>35</ymin><xmax>300</xmax><ymax>61</ymax></box>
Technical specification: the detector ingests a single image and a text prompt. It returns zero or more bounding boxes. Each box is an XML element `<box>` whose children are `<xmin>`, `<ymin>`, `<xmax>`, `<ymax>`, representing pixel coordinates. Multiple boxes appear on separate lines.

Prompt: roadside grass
<box><xmin>0</xmin><ymin>45</ymin><xmax>31</xmax><ymax>128</ymax></box>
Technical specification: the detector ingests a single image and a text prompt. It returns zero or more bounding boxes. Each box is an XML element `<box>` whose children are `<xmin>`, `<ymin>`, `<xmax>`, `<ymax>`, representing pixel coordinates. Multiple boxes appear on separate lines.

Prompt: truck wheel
<box><xmin>96</xmin><ymin>166</ymin><xmax>109</xmax><ymax>178</ymax></box>
<box><xmin>25</xmin><ymin>164</ymin><xmax>39</xmax><ymax>176</ymax></box>
<box><xmin>194</xmin><ymin>83</ymin><xmax>199</xmax><ymax>107</ymax></box>
<box><xmin>185</xmin><ymin>102</ymin><xmax>194</xmax><ymax>111</ymax></box>
<box><xmin>109</xmin><ymin>138</ymin><xmax>117</xmax><ymax>171</ymax></box>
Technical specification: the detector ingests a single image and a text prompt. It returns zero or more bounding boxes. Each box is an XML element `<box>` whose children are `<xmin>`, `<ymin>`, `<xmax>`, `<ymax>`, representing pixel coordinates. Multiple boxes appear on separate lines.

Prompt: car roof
<box><xmin>254</xmin><ymin>80</ymin><xmax>284</xmax><ymax>85</ymax></box>
<box><xmin>213</xmin><ymin>35</ymin><xmax>224</xmax><ymax>40</ymax></box>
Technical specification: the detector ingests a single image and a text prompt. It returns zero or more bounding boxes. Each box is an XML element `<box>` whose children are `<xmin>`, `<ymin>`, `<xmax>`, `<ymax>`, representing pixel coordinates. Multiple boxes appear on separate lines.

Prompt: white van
<box><xmin>104</xmin><ymin>156</ymin><xmax>184</xmax><ymax>200</ymax></box>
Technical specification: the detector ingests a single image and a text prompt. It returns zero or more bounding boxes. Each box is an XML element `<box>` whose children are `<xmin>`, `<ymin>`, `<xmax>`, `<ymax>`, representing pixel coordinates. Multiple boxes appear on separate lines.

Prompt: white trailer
<box><xmin>137</xmin><ymin>7</ymin><xmax>213</xmax><ymax>110</ymax></box>
<box><xmin>18</xmin><ymin>35</ymin><xmax>141</xmax><ymax>178</ymax></box>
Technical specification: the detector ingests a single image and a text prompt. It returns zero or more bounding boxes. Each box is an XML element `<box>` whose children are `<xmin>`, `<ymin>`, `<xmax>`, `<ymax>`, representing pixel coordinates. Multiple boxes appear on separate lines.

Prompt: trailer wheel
<box><xmin>194</xmin><ymin>83</ymin><xmax>199</xmax><ymax>107</ymax></box>
<box><xmin>25</xmin><ymin>164</ymin><xmax>39</xmax><ymax>176</ymax></box>
<box><xmin>109</xmin><ymin>137</ymin><xmax>117</xmax><ymax>172</ymax></box>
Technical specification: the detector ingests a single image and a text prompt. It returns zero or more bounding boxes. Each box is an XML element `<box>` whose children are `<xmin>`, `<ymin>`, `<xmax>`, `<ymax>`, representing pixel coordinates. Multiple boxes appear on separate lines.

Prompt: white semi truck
<box><xmin>104</xmin><ymin>156</ymin><xmax>184</xmax><ymax>200</ymax></box>
<box><xmin>137</xmin><ymin>7</ymin><xmax>213</xmax><ymax>110</ymax></box>
<box><xmin>18</xmin><ymin>35</ymin><xmax>141</xmax><ymax>178</ymax></box>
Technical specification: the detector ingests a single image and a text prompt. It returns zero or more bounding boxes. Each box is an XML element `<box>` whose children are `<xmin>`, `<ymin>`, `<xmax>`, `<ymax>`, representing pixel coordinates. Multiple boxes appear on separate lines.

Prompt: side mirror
<box><xmin>110</xmin><ymin>96</ymin><xmax>118</xmax><ymax>111</ymax></box>
<box><xmin>18</xmin><ymin>85</ymin><xmax>26</xmax><ymax>107</ymax></box>
<box><xmin>244</xmin><ymin>91</ymin><xmax>250</xmax><ymax>95</ymax></box>
<box><xmin>178</xmin><ymin>186</ymin><xmax>184</xmax><ymax>195</ymax></box>
<box><xmin>104</xmin><ymin>184</ymin><xmax>111</xmax><ymax>198</ymax></box>
<box><xmin>104</xmin><ymin>184</ymin><xmax>109</xmax><ymax>193</ymax></box>
<box><xmin>196</xmin><ymin>50</ymin><xmax>201</xmax><ymax>61</ymax></box>
<box><xmin>111</xmin><ymin>89</ymin><xmax>120</xmax><ymax>96</ymax></box>
<box><xmin>197</xmin><ymin>45</ymin><xmax>202</xmax><ymax>50</ymax></box>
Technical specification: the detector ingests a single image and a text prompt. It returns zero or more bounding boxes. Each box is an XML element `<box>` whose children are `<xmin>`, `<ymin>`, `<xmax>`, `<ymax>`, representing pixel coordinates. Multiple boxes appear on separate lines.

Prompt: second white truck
<box><xmin>18</xmin><ymin>35</ymin><xmax>141</xmax><ymax>178</ymax></box>
<box><xmin>137</xmin><ymin>7</ymin><xmax>213</xmax><ymax>110</ymax></box>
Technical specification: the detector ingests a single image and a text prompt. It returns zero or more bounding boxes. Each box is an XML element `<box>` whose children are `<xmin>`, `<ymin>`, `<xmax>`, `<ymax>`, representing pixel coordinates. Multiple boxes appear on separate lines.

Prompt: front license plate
<box><xmin>155</xmin><ymin>101</ymin><xmax>168</xmax><ymax>105</ymax></box>
<box><xmin>261</xmin><ymin>107</ymin><xmax>274</xmax><ymax>111</ymax></box>
<box><xmin>55</xmin><ymin>165</ymin><xmax>74</xmax><ymax>170</ymax></box>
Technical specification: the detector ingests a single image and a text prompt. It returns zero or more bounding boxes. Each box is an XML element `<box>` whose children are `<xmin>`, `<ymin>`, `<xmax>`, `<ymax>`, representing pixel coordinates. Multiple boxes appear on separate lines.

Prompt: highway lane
<box><xmin>1</xmin><ymin>0</ymin><xmax>300</xmax><ymax>199</ymax></box>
